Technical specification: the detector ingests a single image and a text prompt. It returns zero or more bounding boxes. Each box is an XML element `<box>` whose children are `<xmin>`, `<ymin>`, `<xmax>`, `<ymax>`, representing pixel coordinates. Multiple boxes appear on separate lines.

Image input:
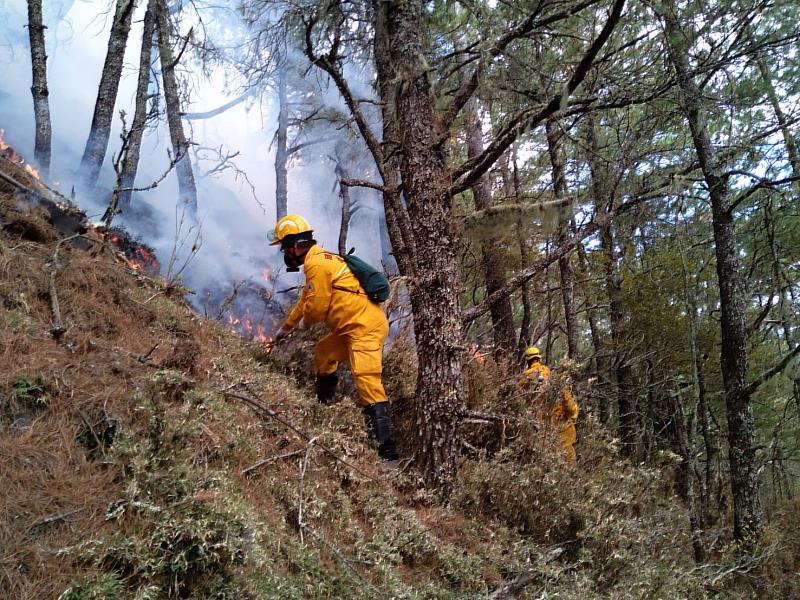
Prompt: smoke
<box><xmin>0</xmin><ymin>0</ymin><xmax>391</xmax><ymax>334</ymax></box>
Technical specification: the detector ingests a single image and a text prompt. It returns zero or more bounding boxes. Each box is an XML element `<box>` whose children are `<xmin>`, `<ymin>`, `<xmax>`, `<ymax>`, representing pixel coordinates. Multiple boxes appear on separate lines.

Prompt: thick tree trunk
<box><xmin>467</xmin><ymin>98</ymin><xmax>515</xmax><ymax>355</ymax></box>
<box><xmin>119</xmin><ymin>0</ymin><xmax>157</xmax><ymax>210</ymax></box>
<box><xmin>274</xmin><ymin>67</ymin><xmax>289</xmax><ymax>220</ymax></box>
<box><xmin>546</xmin><ymin>119</ymin><xmax>579</xmax><ymax>360</ymax></box>
<box><xmin>662</xmin><ymin>6</ymin><xmax>762</xmax><ymax>541</ymax></box>
<box><xmin>26</xmin><ymin>0</ymin><xmax>52</xmax><ymax>178</ymax></box>
<box><xmin>79</xmin><ymin>0</ymin><xmax>136</xmax><ymax>189</ymax></box>
<box><xmin>155</xmin><ymin>0</ymin><xmax>198</xmax><ymax>220</ymax></box>
<box><xmin>374</xmin><ymin>0</ymin><xmax>464</xmax><ymax>496</ymax></box>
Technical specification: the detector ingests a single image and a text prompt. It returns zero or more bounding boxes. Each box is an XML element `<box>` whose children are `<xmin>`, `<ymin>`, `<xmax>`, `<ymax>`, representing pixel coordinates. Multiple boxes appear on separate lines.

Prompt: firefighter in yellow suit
<box><xmin>271</xmin><ymin>215</ymin><xmax>398</xmax><ymax>466</ymax></box>
<box><xmin>520</xmin><ymin>347</ymin><xmax>579</xmax><ymax>463</ymax></box>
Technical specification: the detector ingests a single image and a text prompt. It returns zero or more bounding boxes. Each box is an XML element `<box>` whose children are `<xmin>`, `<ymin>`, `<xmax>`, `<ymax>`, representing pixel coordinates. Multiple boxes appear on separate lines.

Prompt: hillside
<box><xmin>1</xmin><ymin>165</ymin><xmax>797</xmax><ymax>599</ymax></box>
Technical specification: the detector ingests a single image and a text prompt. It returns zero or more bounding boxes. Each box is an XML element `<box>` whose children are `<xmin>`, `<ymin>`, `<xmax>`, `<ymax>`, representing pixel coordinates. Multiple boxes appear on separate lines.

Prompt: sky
<box><xmin>0</xmin><ymin>0</ymin><xmax>387</xmax><ymax>319</ymax></box>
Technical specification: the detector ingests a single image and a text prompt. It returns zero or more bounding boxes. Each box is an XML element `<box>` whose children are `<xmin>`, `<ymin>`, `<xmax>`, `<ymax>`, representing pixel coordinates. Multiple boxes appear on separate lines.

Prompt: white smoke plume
<box><xmin>0</xmin><ymin>0</ymin><xmax>389</xmax><ymax>335</ymax></box>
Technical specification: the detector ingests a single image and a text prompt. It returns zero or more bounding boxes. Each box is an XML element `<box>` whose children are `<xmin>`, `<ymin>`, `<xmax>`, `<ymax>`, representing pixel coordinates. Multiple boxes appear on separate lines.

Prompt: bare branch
<box><xmin>181</xmin><ymin>88</ymin><xmax>254</xmax><ymax>120</ymax></box>
<box><xmin>450</xmin><ymin>0</ymin><xmax>627</xmax><ymax>195</ymax></box>
<box><xmin>340</xmin><ymin>178</ymin><xmax>386</xmax><ymax>192</ymax></box>
<box><xmin>745</xmin><ymin>345</ymin><xmax>800</xmax><ymax>397</ymax></box>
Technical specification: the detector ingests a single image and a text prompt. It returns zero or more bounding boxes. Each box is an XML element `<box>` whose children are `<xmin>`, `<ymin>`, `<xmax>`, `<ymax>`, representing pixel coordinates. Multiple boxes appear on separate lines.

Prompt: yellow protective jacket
<box><xmin>282</xmin><ymin>245</ymin><xmax>389</xmax><ymax>405</ymax></box>
<box><xmin>519</xmin><ymin>361</ymin><xmax>579</xmax><ymax>462</ymax></box>
<box><xmin>519</xmin><ymin>362</ymin><xmax>551</xmax><ymax>388</ymax></box>
<box><xmin>283</xmin><ymin>245</ymin><xmax>386</xmax><ymax>336</ymax></box>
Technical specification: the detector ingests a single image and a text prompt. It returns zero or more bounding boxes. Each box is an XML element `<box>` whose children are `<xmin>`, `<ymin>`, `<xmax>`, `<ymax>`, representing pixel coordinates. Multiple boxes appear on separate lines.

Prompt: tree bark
<box><xmin>26</xmin><ymin>0</ymin><xmax>52</xmax><ymax>178</ymax></box>
<box><xmin>155</xmin><ymin>0</ymin><xmax>198</xmax><ymax>220</ymax></box>
<box><xmin>335</xmin><ymin>144</ymin><xmax>352</xmax><ymax>256</ymax></box>
<box><xmin>79</xmin><ymin>0</ymin><xmax>136</xmax><ymax>189</ymax></box>
<box><xmin>662</xmin><ymin>5</ymin><xmax>763</xmax><ymax>541</ymax></box>
<box><xmin>467</xmin><ymin>98</ymin><xmax>515</xmax><ymax>355</ymax></box>
<box><xmin>373</xmin><ymin>0</ymin><xmax>464</xmax><ymax>496</ymax></box>
<box><xmin>275</xmin><ymin>66</ymin><xmax>289</xmax><ymax>220</ymax></box>
<box><xmin>546</xmin><ymin>119</ymin><xmax>580</xmax><ymax>360</ymax></box>
<box><xmin>585</xmin><ymin>117</ymin><xmax>638</xmax><ymax>457</ymax></box>
<box><xmin>119</xmin><ymin>0</ymin><xmax>157</xmax><ymax>210</ymax></box>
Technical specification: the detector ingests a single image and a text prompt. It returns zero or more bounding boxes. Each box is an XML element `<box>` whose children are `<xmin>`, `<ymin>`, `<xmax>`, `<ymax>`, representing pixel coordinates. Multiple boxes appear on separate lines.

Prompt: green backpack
<box><xmin>339</xmin><ymin>249</ymin><xmax>390</xmax><ymax>303</ymax></box>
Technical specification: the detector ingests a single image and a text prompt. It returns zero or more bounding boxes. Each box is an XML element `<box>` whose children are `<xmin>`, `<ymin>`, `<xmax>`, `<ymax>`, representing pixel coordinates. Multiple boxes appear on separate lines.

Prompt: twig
<box><xmin>297</xmin><ymin>436</ymin><xmax>317</xmax><ymax>544</ymax></box>
<box><xmin>222</xmin><ymin>389</ymin><xmax>383</xmax><ymax>484</ymax></box>
<box><xmin>302</xmin><ymin>524</ymin><xmax>385</xmax><ymax>597</ymax></box>
<box><xmin>47</xmin><ymin>234</ymin><xmax>80</xmax><ymax>339</ymax></box>
<box><xmin>78</xmin><ymin>410</ymin><xmax>104</xmax><ymax>455</ymax></box>
<box><xmin>488</xmin><ymin>547</ymin><xmax>564</xmax><ymax>599</ymax></box>
<box><xmin>139</xmin><ymin>343</ymin><xmax>160</xmax><ymax>363</ymax></box>
<box><xmin>26</xmin><ymin>508</ymin><xmax>84</xmax><ymax>535</ymax></box>
<box><xmin>241</xmin><ymin>449</ymin><xmax>304</xmax><ymax>476</ymax></box>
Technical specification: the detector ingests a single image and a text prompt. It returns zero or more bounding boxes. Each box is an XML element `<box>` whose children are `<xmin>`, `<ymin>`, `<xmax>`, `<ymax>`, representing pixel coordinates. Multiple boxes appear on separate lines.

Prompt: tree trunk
<box><xmin>517</xmin><ymin>219</ymin><xmax>533</xmax><ymax>360</ymax></box>
<box><xmin>79</xmin><ymin>0</ymin><xmax>136</xmax><ymax>189</ymax></box>
<box><xmin>467</xmin><ymin>98</ymin><xmax>515</xmax><ymax>355</ymax></box>
<box><xmin>546</xmin><ymin>119</ymin><xmax>580</xmax><ymax>360</ymax></box>
<box><xmin>373</xmin><ymin>0</ymin><xmax>464</xmax><ymax>496</ymax></box>
<box><xmin>747</xmin><ymin>29</ymin><xmax>800</xmax><ymax>192</ymax></box>
<box><xmin>155</xmin><ymin>0</ymin><xmax>198</xmax><ymax>220</ymax></box>
<box><xmin>274</xmin><ymin>67</ymin><xmax>289</xmax><ymax>220</ymax></box>
<box><xmin>662</xmin><ymin>5</ymin><xmax>763</xmax><ymax>541</ymax></box>
<box><xmin>26</xmin><ymin>0</ymin><xmax>52</xmax><ymax>178</ymax></box>
<box><xmin>585</xmin><ymin>117</ymin><xmax>638</xmax><ymax>457</ymax></box>
<box><xmin>671</xmin><ymin>387</ymin><xmax>707</xmax><ymax>563</ymax></box>
<box><xmin>335</xmin><ymin>145</ymin><xmax>352</xmax><ymax>256</ymax></box>
<box><xmin>119</xmin><ymin>0</ymin><xmax>157</xmax><ymax>210</ymax></box>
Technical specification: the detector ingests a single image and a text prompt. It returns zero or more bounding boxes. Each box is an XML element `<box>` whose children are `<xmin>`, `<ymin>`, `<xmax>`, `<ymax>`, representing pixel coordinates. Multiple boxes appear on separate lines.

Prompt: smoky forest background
<box><xmin>1</xmin><ymin>0</ymin><xmax>800</xmax><ymax>597</ymax></box>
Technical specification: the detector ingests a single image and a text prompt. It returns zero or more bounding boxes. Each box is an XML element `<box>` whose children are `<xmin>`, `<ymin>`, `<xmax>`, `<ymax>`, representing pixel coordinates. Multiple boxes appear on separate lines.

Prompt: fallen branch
<box><xmin>297</xmin><ymin>436</ymin><xmax>317</xmax><ymax>545</ymax></box>
<box><xmin>241</xmin><ymin>449</ymin><xmax>304</xmax><ymax>476</ymax></box>
<box><xmin>47</xmin><ymin>234</ymin><xmax>81</xmax><ymax>339</ymax></box>
<box><xmin>26</xmin><ymin>508</ymin><xmax>84</xmax><ymax>535</ymax></box>
<box><xmin>460</xmin><ymin>409</ymin><xmax>507</xmax><ymax>423</ymax></box>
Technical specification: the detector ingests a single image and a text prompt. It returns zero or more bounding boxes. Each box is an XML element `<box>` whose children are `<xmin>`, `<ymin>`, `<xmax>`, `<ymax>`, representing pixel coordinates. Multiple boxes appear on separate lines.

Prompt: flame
<box><xmin>92</xmin><ymin>225</ymin><xmax>160</xmax><ymax>274</ymax></box>
<box><xmin>0</xmin><ymin>128</ymin><xmax>41</xmax><ymax>181</ymax></box>
<box><xmin>224</xmin><ymin>305</ymin><xmax>273</xmax><ymax>346</ymax></box>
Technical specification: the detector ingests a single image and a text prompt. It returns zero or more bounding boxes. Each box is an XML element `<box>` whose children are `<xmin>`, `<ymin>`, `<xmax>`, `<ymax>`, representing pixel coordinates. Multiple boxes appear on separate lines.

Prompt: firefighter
<box><xmin>519</xmin><ymin>347</ymin><xmax>579</xmax><ymax>463</ymax></box>
<box><xmin>270</xmin><ymin>214</ymin><xmax>399</xmax><ymax>467</ymax></box>
<box><xmin>520</xmin><ymin>346</ymin><xmax>550</xmax><ymax>387</ymax></box>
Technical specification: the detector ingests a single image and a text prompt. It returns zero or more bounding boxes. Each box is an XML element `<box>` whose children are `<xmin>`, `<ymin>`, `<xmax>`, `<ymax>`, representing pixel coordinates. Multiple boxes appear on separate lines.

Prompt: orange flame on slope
<box><xmin>0</xmin><ymin>128</ymin><xmax>41</xmax><ymax>180</ymax></box>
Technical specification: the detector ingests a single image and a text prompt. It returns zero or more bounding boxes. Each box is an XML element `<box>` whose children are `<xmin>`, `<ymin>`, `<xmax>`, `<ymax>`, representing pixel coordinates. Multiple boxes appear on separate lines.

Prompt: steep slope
<box><xmin>1</xmin><ymin>163</ymin><xmax>795</xmax><ymax>599</ymax></box>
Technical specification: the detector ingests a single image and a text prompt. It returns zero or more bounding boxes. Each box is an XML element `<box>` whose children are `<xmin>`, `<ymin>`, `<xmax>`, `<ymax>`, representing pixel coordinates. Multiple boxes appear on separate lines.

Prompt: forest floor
<box><xmin>1</xmin><ymin>159</ymin><xmax>797</xmax><ymax>599</ymax></box>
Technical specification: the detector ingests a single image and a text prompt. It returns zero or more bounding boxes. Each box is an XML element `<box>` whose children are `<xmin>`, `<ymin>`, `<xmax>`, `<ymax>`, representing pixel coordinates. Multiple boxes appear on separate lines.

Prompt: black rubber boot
<box><xmin>315</xmin><ymin>372</ymin><xmax>338</xmax><ymax>405</ymax></box>
<box><xmin>362</xmin><ymin>402</ymin><xmax>399</xmax><ymax>464</ymax></box>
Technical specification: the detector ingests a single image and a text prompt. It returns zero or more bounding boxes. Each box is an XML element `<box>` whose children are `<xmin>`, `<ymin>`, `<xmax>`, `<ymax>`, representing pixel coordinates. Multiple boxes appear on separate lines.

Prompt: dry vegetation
<box><xmin>1</xmin><ymin>177</ymin><xmax>798</xmax><ymax>599</ymax></box>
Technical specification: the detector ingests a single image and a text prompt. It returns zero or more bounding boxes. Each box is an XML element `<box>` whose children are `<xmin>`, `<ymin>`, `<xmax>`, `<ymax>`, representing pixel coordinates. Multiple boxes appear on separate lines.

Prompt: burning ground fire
<box><xmin>0</xmin><ymin>128</ymin><xmax>41</xmax><ymax>180</ymax></box>
<box><xmin>217</xmin><ymin>271</ymin><xmax>280</xmax><ymax>349</ymax></box>
<box><xmin>1</xmin><ymin>127</ymin><xmax>280</xmax><ymax>349</ymax></box>
<box><xmin>93</xmin><ymin>225</ymin><xmax>161</xmax><ymax>275</ymax></box>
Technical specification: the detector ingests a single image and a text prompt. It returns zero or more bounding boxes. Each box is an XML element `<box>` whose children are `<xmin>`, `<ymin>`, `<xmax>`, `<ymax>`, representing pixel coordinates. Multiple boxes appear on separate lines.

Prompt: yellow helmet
<box><xmin>268</xmin><ymin>214</ymin><xmax>313</xmax><ymax>245</ymax></box>
<box><xmin>524</xmin><ymin>346</ymin><xmax>541</xmax><ymax>360</ymax></box>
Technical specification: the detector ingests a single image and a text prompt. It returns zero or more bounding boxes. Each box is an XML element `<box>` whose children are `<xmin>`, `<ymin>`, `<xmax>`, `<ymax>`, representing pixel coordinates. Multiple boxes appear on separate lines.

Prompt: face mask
<box><xmin>283</xmin><ymin>246</ymin><xmax>303</xmax><ymax>272</ymax></box>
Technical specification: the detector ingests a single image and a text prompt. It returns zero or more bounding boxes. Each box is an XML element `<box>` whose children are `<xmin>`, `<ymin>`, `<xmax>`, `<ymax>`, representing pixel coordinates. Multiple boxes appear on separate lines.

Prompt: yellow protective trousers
<box><xmin>314</xmin><ymin>321</ymin><xmax>388</xmax><ymax>406</ymax></box>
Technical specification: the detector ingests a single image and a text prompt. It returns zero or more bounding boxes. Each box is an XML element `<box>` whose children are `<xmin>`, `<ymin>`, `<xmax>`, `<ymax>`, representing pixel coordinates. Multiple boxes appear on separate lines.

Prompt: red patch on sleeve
<box><xmin>324</xmin><ymin>253</ymin><xmax>333</xmax><ymax>259</ymax></box>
